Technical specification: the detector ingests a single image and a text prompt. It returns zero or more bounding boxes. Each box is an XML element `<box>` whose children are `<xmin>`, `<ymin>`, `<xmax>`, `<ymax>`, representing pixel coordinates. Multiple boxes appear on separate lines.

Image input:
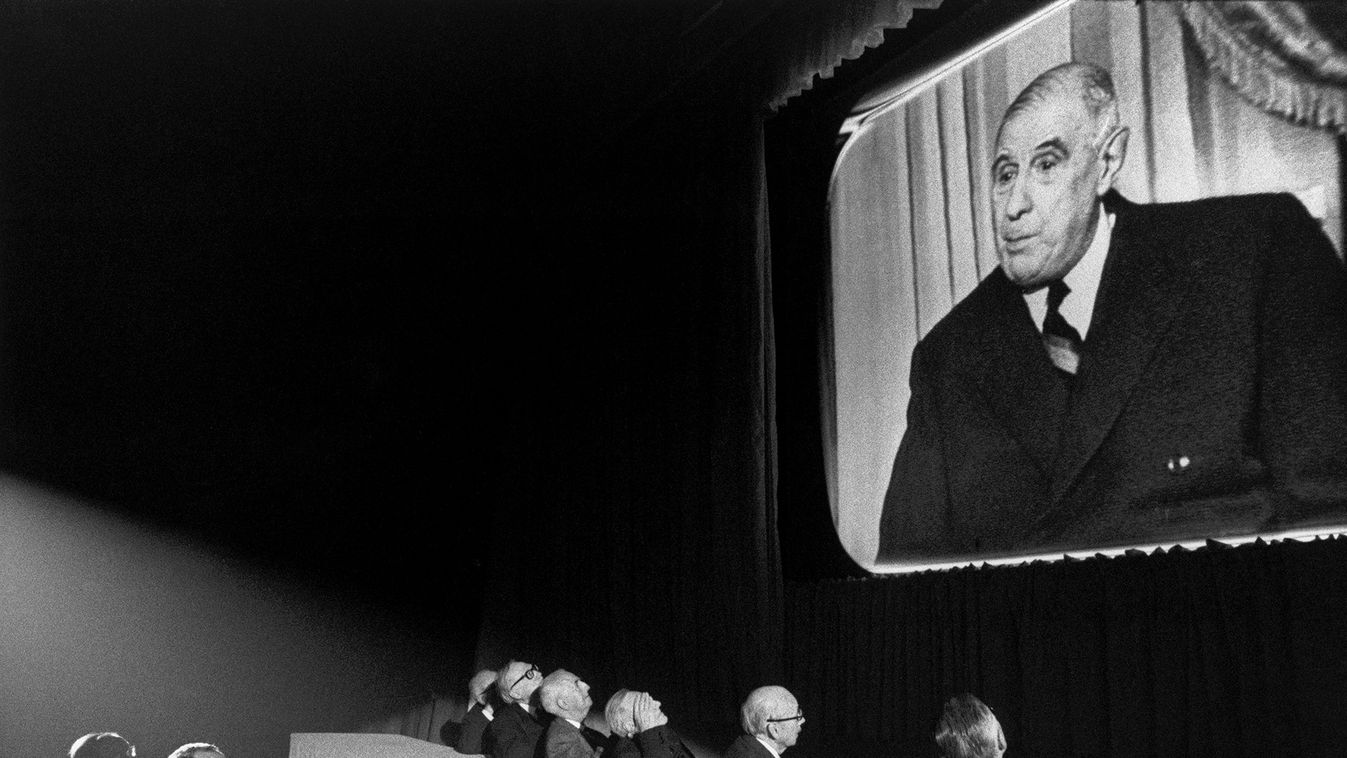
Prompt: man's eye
<box><xmin>1033</xmin><ymin>156</ymin><xmax>1059</xmax><ymax>173</ymax></box>
<box><xmin>994</xmin><ymin>166</ymin><xmax>1016</xmax><ymax>187</ymax></box>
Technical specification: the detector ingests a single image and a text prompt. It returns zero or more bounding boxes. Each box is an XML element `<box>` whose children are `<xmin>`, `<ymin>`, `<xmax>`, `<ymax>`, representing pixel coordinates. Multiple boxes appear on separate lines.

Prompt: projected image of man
<box><xmin>877</xmin><ymin>62</ymin><xmax>1347</xmax><ymax>562</ymax></box>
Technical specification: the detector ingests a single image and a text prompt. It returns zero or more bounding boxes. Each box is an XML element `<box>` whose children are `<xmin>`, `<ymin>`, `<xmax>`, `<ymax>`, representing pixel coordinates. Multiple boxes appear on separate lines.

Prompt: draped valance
<box><xmin>756</xmin><ymin>0</ymin><xmax>942</xmax><ymax>113</ymax></box>
<box><xmin>1181</xmin><ymin>1</ymin><xmax>1347</xmax><ymax>132</ymax></box>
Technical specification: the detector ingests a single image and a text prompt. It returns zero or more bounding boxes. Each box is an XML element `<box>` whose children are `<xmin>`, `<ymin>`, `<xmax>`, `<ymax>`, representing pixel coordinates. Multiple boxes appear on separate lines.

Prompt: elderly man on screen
<box><xmin>490</xmin><ymin>660</ymin><xmax>547</xmax><ymax>758</ymax></box>
<box><xmin>722</xmin><ymin>686</ymin><xmax>805</xmax><ymax>758</ymax></box>
<box><xmin>603</xmin><ymin>689</ymin><xmax>694</xmax><ymax>758</ymax></box>
<box><xmin>876</xmin><ymin>61</ymin><xmax>1347</xmax><ymax>563</ymax></box>
<box><xmin>539</xmin><ymin>668</ymin><xmax>606</xmax><ymax>758</ymax></box>
<box><xmin>935</xmin><ymin>694</ymin><xmax>1006</xmax><ymax>758</ymax></box>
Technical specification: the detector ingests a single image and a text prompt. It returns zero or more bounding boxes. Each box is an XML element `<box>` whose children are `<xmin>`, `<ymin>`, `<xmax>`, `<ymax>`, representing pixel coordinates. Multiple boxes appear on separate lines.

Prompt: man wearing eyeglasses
<box><xmin>490</xmin><ymin>660</ymin><xmax>547</xmax><ymax>758</ymax></box>
<box><xmin>722</xmin><ymin>686</ymin><xmax>805</xmax><ymax>758</ymax></box>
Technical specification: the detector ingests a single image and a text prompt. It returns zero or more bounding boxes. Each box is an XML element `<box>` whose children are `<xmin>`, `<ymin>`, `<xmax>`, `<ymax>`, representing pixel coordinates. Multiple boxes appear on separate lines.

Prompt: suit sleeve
<box><xmin>492</xmin><ymin>720</ymin><xmax>538</xmax><ymax>758</ymax></box>
<box><xmin>875</xmin><ymin>342</ymin><xmax>953</xmax><ymax>563</ymax></box>
<box><xmin>458</xmin><ymin>709</ymin><xmax>487</xmax><ymax>754</ymax></box>
<box><xmin>1258</xmin><ymin>194</ymin><xmax>1347</xmax><ymax>523</ymax></box>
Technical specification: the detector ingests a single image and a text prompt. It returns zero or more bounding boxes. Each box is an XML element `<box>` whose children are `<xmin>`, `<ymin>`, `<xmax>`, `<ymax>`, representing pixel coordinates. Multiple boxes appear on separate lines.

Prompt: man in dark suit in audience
<box><xmin>877</xmin><ymin>61</ymin><xmax>1347</xmax><ymax>564</ymax></box>
<box><xmin>539</xmin><ymin>668</ymin><xmax>605</xmax><ymax>758</ymax></box>
<box><xmin>935</xmin><ymin>694</ymin><xmax>1005</xmax><ymax>758</ymax></box>
<box><xmin>459</xmin><ymin>667</ymin><xmax>499</xmax><ymax>755</ymax></box>
<box><xmin>603</xmin><ymin>689</ymin><xmax>694</xmax><ymax>758</ymax></box>
<box><xmin>722</xmin><ymin>686</ymin><xmax>804</xmax><ymax>758</ymax></box>
<box><xmin>490</xmin><ymin>660</ymin><xmax>547</xmax><ymax>758</ymax></box>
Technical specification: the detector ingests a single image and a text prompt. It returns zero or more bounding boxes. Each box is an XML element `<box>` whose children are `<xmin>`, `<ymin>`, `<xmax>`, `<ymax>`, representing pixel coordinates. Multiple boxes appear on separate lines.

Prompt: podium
<box><xmin>289</xmin><ymin>733</ymin><xmax>484</xmax><ymax>758</ymax></box>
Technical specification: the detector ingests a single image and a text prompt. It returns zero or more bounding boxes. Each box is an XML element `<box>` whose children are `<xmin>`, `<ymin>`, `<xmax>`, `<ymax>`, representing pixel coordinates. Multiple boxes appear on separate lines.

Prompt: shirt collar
<box><xmin>1023</xmin><ymin>209</ymin><xmax>1114</xmax><ymax>339</ymax></box>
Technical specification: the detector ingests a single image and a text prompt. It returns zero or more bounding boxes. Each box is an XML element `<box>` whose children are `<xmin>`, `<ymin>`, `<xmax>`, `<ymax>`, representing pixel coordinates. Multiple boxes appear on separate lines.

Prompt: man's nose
<box><xmin>1005</xmin><ymin>173</ymin><xmax>1031</xmax><ymax>219</ymax></box>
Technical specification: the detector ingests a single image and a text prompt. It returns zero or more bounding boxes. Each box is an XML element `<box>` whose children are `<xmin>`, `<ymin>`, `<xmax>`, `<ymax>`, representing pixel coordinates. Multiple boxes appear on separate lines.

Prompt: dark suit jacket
<box><xmin>877</xmin><ymin>192</ymin><xmax>1347</xmax><ymax>562</ymax></box>
<box><xmin>544</xmin><ymin>717</ymin><xmax>600</xmax><ymax>758</ymax></box>
<box><xmin>722</xmin><ymin>734</ymin><xmax>775</xmax><ymax>758</ymax></box>
<box><xmin>604</xmin><ymin>735</ymin><xmax>640</xmax><ymax>758</ymax></box>
<box><xmin>635</xmin><ymin>724</ymin><xmax>694</xmax><ymax>758</ymax></box>
<box><xmin>490</xmin><ymin>702</ymin><xmax>546</xmax><ymax>758</ymax></box>
<box><xmin>458</xmin><ymin>702</ymin><xmax>495</xmax><ymax>756</ymax></box>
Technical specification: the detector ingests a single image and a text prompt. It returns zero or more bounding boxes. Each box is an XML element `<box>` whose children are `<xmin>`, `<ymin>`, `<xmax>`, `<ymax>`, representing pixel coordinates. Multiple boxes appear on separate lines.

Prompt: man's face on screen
<box><xmin>991</xmin><ymin>90</ymin><xmax>1104</xmax><ymax>289</ymax></box>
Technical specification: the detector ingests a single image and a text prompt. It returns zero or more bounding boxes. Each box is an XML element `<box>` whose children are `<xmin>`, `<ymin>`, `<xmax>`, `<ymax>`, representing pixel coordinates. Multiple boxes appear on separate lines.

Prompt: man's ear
<box><xmin>1096</xmin><ymin>125</ymin><xmax>1129</xmax><ymax>195</ymax></box>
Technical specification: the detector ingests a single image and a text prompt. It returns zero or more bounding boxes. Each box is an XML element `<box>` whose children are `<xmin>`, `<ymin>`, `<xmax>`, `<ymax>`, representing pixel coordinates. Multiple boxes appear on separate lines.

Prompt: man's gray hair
<box><xmin>538</xmin><ymin>669</ymin><xmax>576</xmax><ymax>716</ymax></box>
<box><xmin>739</xmin><ymin>685</ymin><xmax>791</xmax><ymax>737</ymax></box>
<box><xmin>1002</xmin><ymin>61</ymin><xmax>1120</xmax><ymax>152</ymax></box>
<box><xmin>935</xmin><ymin>694</ymin><xmax>1004</xmax><ymax>758</ymax></box>
<box><xmin>604</xmin><ymin>689</ymin><xmax>638</xmax><ymax>738</ymax></box>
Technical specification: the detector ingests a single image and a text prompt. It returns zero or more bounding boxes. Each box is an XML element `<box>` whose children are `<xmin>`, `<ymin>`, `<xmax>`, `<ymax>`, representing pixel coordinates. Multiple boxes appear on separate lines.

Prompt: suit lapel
<box><xmin>1047</xmin><ymin>199</ymin><xmax>1187</xmax><ymax>504</ymax></box>
<box><xmin>968</xmin><ymin>268</ymin><xmax>1069</xmax><ymax>478</ymax></box>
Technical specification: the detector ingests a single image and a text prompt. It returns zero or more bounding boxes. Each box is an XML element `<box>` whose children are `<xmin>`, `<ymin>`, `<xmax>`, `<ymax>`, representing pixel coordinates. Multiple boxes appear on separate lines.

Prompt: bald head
<box><xmin>935</xmin><ymin>694</ymin><xmax>1005</xmax><ymax>758</ymax></box>
<box><xmin>69</xmin><ymin>733</ymin><xmax>134</xmax><ymax>758</ymax></box>
<box><xmin>539</xmin><ymin>668</ymin><xmax>593</xmax><ymax>721</ymax></box>
<box><xmin>1000</xmin><ymin>61</ymin><xmax>1119</xmax><ymax>151</ymax></box>
<box><xmin>167</xmin><ymin>744</ymin><xmax>225</xmax><ymax>758</ymax></box>
<box><xmin>740</xmin><ymin>685</ymin><xmax>805</xmax><ymax>752</ymax></box>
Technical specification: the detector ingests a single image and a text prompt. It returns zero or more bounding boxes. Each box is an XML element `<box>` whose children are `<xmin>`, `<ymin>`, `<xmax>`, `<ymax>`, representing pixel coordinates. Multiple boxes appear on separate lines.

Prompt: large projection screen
<box><xmin>830</xmin><ymin>0</ymin><xmax>1347</xmax><ymax>571</ymax></box>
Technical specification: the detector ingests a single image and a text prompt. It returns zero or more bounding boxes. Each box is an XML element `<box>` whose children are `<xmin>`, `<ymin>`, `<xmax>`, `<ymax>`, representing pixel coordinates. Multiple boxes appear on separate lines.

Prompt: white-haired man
<box><xmin>458</xmin><ymin>667</ymin><xmax>499</xmax><ymax>755</ymax></box>
<box><xmin>489</xmin><ymin>660</ymin><xmax>546</xmax><ymax>758</ymax></box>
<box><xmin>878</xmin><ymin>61</ymin><xmax>1347</xmax><ymax>563</ymax></box>
<box><xmin>722</xmin><ymin>685</ymin><xmax>805</xmax><ymax>758</ymax></box>
<box><xmin>602</xmin><ymin>689</ymin><xmax>693</xmax><ymax>758</ymax></box>
<box><xmin>935</xmin><ymin>694</ymin><xmax>1006</xmax><ymax>758</ymax></box>
<box><xmin>539</xmin><ymin>668</ymin><xmax>605</xmax><ymax>758</ymax></box>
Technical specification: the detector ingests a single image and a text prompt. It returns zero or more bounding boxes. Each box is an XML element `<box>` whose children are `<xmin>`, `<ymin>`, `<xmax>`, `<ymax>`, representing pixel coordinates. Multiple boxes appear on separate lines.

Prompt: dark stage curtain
<box><xmin>473</xmin><ymin>93</ymin><xmax>783</xmax><ymax>732</ymax></box>
<box><xmin>786</xmin><ymin>537</ymin><xmax>1347</xmax><ymax>757</ymax></box>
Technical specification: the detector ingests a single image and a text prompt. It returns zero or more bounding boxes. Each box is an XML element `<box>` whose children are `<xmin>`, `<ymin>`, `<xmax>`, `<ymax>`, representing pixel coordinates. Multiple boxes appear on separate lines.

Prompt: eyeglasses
<box><xmin>767</xmin><ymin>710</ymin><xmax>804</xmax><ymax>723</ymax></box>
<box><xmin>510</xmin><ymin>664</ymin><xmax>540</xmax><ymax>691</ymax></box>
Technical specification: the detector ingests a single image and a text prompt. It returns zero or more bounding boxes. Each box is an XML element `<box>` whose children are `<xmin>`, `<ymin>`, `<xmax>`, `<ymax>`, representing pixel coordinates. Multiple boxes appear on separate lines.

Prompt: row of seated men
<box><xmin>68</xmin><ymin>734</ymin><xmax>225</xmax><ymax>758</ymax></box>
<box><xmin>452</xmin><ymin>660</ymin><xmax>1006</xmax><ymax>758</ymax></box>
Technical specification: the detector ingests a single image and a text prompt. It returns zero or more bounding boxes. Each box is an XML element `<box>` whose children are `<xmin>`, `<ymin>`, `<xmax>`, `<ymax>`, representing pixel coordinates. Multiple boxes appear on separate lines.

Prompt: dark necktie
<box><xmin>1043</xmin><ymin>279</ymin><xmax>1083</xmax><ymax>375</ymax></box>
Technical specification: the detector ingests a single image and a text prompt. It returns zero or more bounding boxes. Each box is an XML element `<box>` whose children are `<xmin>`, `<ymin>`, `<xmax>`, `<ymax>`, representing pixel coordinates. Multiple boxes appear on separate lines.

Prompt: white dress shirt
<box><xmin>1023</xmin><ymin>209</ymin><xmax>1115</xmax><ymax>340</ymax></box>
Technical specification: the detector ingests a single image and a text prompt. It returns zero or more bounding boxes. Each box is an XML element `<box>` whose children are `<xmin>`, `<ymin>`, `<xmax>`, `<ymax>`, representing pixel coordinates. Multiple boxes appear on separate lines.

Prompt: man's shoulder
<box><xmin>545</xmin><ymin>718</ymin><xmax>578</xmax><ymax>738</ymax></box>
<box><xmin>1120</xmin><ymin>191</ymin><xmax>1311</xmax><ymax>235</ymax></box>
<box><xmin>916</xmin><ymin>268</ymin><xmax>1018</xmax><ymax>355</ymax></box>
<box><xmin>722</xmin><ymin>734</ymin><xmax>771</xmax><ymax>758</ymax></box>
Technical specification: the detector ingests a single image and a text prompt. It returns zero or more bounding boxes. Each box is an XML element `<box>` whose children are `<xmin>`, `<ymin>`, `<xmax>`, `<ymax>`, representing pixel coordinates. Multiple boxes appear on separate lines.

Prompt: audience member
<box><xmin>603</xmin><ymin>690</ymin><xmax>640</xmax><ymax>758</ymax></box>
<box><xmin>602</xmin><ymin>689</ymin><xmax>692</xmax><ymax>758</ymax></box>
<box><xmin>539</xmin><ymin>668</ymin><xmax>605</xmax><ymax>758</ymax></box>
<box><xmin>166</xmin><ymin>744</ymin><xmax>225</xmax><ymax>758</ymax></box>
<box><xmin>459</xmin><ymin>667</ymin><xmax>499</xmax><ymax>755</ymax></box>
<box><xmin>723</xmin><ymin>686</ymin><xmax>804</xmax><ymax>758</ymax></box>
<box><xmin>935</xmin><ymin>694</ymin><xmax>1005</xmax><ymax>758</ymax></box>
<box><xmin>69</xmin><ymin>733</ymin><xmax>135</xmax><ymax>758</ymax></box>
<box><xmin>490</xmin><ymin>660</ymin><xmax>547</xmax><ymax>758</ymax></box>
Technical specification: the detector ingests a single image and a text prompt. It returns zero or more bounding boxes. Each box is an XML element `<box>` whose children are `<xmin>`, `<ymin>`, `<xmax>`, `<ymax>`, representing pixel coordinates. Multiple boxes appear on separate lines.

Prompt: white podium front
<box><xmin>289</xmin><ymin>733</ymin><xmax>484</xmax><ymax>758</ymax></box>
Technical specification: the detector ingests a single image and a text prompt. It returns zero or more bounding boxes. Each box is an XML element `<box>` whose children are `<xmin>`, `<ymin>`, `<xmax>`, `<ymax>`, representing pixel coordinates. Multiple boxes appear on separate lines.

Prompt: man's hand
<box><xmin>632</xmin><ymin>692</ymin><xmax>668</xmax><ymax>732</ymax></box>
